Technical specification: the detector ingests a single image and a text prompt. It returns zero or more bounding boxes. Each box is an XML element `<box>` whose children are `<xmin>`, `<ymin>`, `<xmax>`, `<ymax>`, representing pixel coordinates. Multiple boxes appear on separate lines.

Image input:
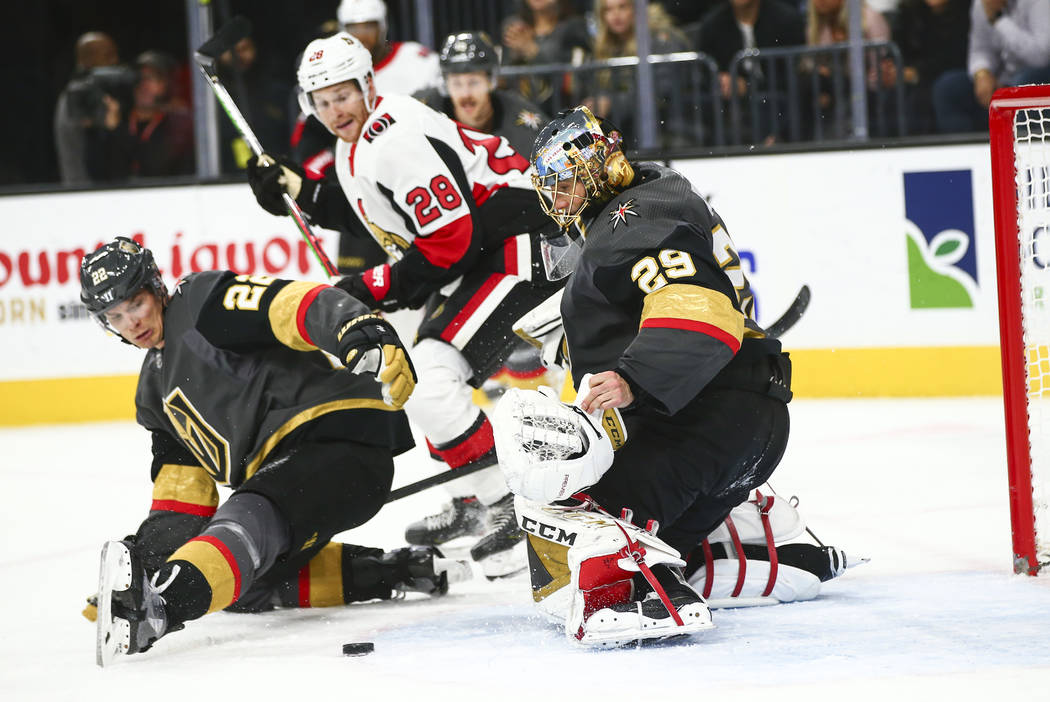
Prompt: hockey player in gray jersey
<box><xmin>491</xmin><ymin>107</ymin><xmax>802</xmax><ymax>646</ymax></box>
<box><xmin>82</xmin><ymin>237</ymin><xmax>469</xmax><ymax>666</ymax></box>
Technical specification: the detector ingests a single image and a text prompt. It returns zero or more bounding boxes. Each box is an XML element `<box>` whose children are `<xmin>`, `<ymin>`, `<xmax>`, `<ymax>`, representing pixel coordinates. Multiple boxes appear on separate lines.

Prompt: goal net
<box><xmin>991</xmin><ymin>84</ymin><xmax>1050</xmax><ymax>576</ymax></box>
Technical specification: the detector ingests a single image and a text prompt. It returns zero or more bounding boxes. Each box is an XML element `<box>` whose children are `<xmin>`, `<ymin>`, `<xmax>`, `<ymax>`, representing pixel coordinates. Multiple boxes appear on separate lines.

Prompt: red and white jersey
<box><xmin>373</xmin><ymin>41</ymin><xmax>441</xmax><ymax>96</ymax></box>
<box><xmin>333</xmin><ymin>94</ymin><xmax>534</xmax><ymax>308</ymax></box>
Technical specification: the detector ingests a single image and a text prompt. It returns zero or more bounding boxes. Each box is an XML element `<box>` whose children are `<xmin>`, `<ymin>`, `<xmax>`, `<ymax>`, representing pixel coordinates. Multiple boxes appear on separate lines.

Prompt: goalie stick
<box><xmin>387</xmin><ymin>287</ymin><xmax>812</xmax><ymax>503</ymax></box>
<box><xmin>765</xmin><ymin>284</ymin><xmax>810</xmax><ymax>340</ymax></box>
<box><xmin>195</xmin><ymin>16</ymin><xmax>339</xmax><ymax>278</ymax></box>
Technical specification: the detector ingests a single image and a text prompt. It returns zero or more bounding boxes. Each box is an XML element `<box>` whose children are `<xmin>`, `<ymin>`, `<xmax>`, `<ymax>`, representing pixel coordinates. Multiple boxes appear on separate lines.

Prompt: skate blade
<box><xmin>478</xmin><ymin>540</ymin><xmax>528</xmax><ymax>580</ymax></box>
<box><xmin>433</xmin><ymin>557</ymin><xmax>474</xmax><ymax>585</ymax></box>
<box><xmin>96</xmin><ymin>541</ymin><xmax>133</xmax><ymax>668</ymax></box>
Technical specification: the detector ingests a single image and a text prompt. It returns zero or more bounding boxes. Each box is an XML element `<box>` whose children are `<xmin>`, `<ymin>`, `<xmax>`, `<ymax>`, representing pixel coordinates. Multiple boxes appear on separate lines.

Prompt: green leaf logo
<box><xmin>905</xmin><ymin>221</ymin><xmax>975</xmax><ymax>309</ymax></box>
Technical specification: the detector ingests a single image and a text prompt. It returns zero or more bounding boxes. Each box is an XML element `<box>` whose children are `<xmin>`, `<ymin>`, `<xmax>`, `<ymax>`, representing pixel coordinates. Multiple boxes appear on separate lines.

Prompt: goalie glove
<box><xmin>493</xmin><ymin>380</ymin><xmax>623</xmax><ymax>503</ymax></box>
<box><xmin>337</xmin><ymin>314</ymin><xmax>417</xmax><ymax>409</ymax></box>
<box><xmin>247</xmin><ymin>154</ymin><xmax>320</xmax><ymax>218</ymax></box>
<box><xmin>513</xmin><ymin>289</ymin><xmax>567</xmax><ymax>368</ymax></box>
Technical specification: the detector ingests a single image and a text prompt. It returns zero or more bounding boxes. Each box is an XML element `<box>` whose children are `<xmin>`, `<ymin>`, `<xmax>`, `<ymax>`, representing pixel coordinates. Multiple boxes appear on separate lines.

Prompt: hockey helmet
<box><xmin>530</xmin><ymin>105</ymin><xmax>633</xmax><ymax>232</ymax></box>
<box><xmin>297</xmin><ymin>32</ymin><xmax>376</xmax><ymax>119</ymax></box>
<box><xmin>439</xmin><ymin>32</ymin><xmax>499</xmax><ymax>84</ymax></box>
<box><xmin>337</xmin><ymin>0</ymin><xmax>387</xmax><ymax>31</ymax></box>
<box><xmin>80</xmin><ymin>237</ymin><xmax>168</xmax><ymax>340</ymax></box>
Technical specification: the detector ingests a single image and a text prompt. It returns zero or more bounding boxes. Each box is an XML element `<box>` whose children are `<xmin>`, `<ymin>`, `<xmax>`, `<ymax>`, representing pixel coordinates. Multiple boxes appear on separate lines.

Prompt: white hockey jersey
<box><xmin>373</xmin><ymin>41</ymin><xmax>442</xmax><ymax>96</ymax></box>
<box><xmin>334</xmin><ymin>93</ymin><xmax>534</xmax><ymax>307</ymax></box>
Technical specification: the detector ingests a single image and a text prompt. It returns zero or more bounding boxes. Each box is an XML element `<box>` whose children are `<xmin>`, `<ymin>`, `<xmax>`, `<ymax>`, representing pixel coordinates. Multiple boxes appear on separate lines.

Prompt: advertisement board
<box><xmin>0</xmin><ymin>142</ymin><xmax>1004</xmax><ymax>424</ymax></box>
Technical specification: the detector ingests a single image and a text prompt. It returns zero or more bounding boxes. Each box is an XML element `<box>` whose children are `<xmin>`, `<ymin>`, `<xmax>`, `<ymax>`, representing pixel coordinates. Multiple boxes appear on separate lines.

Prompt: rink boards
<box><xmin>0</xmin><ymin>141</ymin><xmax>1003</xmax><ymax>424</ymax></box>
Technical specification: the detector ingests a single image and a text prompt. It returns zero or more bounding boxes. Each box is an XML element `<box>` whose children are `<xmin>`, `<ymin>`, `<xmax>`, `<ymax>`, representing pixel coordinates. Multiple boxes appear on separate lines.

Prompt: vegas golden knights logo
<box><xmin>163</xmin><ymin>388</ymin><xmax>233</xmax><ymax>484</ymax></box>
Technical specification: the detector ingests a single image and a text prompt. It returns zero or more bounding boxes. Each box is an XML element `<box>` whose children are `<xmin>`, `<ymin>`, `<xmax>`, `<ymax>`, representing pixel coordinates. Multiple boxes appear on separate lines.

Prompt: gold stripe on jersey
<box><xmin>640</xmin><ymin>284</ymin><xmax>745</xmax><ymax>343</ymax></box>
<box><xmin>170</xmin><ymin>539</ymin><xmax>237</xmax><ymax>613</ymax></box>
<box><xmin>151</xmin><ymin>464</ymin><xmax>219</xmax><ymax>508</ymax></box>
<box><xmin>268</xmin><ymin>281</ymin><xmax>325</xmax><ymax>351</ymax></box>
<box><xmin>243</xmin><ymin>398</ymin><xmax>400</xmax><ymax>480</ymax></box>
<box><xmin>305</xmin><ymin>542</ymin><xmax>345</xmax><ymax>607</ymax></box>
<box><xmin>527</xmin><ymin>534</ymin><xmax>572</xmax><ymax>602</ymax></box>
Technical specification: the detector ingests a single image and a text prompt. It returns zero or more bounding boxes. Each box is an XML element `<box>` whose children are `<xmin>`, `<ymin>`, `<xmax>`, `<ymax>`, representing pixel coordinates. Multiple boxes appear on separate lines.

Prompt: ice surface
<box><xmin>2</xmin><ymin>398</ymin><xmax>1049</xmax><ymax>701</ymax></box>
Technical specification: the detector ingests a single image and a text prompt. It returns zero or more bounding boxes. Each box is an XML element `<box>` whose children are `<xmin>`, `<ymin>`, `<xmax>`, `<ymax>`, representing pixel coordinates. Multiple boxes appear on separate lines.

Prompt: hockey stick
<box><xmin>385</xmin><ymin>461</ymin><xmax>494</xmax><ymax>503</ymax></box>
<box><xmin>194</xmin><ymin>16</ymin><xmax>339</xmax><ymax>278</ymax></box>
<box><xmin>765</xmin><ymin>284</ymin><xmax>810</xmax><ymax>339</ymax></box>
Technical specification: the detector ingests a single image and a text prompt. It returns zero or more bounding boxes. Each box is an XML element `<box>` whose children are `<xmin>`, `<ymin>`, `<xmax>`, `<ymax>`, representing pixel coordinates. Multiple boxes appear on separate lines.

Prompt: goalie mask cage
<box><xmin>991</xmin><ymin>84</ymin><xmax>1050</xmax><ymax>576</ymax></box>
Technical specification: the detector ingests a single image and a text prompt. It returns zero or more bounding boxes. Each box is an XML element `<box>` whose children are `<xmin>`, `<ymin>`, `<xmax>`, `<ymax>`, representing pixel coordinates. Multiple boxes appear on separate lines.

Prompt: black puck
<box><xmin>342</xmin><ymin>642</ymin><xmax>375</xmax><ymax>656</ymax></box>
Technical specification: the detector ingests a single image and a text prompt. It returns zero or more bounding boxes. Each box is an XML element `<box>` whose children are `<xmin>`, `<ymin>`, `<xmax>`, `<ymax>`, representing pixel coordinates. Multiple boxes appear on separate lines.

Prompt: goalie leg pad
<box><xmin>516</xmin><ymin>497</ymin><xmax>713</xmax><ymax>647</ymax></box>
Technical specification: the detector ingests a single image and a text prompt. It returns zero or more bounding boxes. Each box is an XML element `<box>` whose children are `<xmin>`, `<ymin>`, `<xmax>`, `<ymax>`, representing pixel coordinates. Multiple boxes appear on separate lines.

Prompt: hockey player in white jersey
<box><xmin>248</xmin><ymin>32</ymin><xmax>564</xmax><ymax>578</ymax></box>
<box><xmin>338</xmin><ymin>0</ymin><xmax>441</xmax><ymax>96</ymax></box>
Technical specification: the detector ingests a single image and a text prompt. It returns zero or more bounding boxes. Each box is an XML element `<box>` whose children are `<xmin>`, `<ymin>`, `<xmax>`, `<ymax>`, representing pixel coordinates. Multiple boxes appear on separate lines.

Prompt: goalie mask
<box><xmin>80</xmin><ymin>237</ymin><xmax>168</xmax><ymax>341</ymax></box>
<box><xmin>531</xmin><ymin>106</ymin><xmax>633</xmax><ymax>232</ymax></box>
<box><xmin>297</xmin><ymin>32</ymin><xmax>376</xmax><ymax>121</ymax></box>
<box><xmin>531</xmin><ymin>107</ymin><xmax>634</xmax><ymax>279</ymax></box>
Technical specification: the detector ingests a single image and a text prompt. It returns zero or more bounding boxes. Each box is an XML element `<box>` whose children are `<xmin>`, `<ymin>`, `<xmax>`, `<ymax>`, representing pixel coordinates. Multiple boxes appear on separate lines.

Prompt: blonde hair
<box><xmin>807</xmin><ymin>0</ymin><xmax>870</xmax><ymax>47</ymax></box>
<box><xmin>593</xmin><ymin>0</ymin><xmax>679</xmax><ymax>60</ymax></box>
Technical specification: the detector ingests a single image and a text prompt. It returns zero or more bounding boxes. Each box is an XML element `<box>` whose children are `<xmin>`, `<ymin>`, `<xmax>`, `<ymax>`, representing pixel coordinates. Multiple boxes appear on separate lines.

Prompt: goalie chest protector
<box><xmin>562</xmin><ymin>163</ymin><xmax>779</xmax><ymax>416</ymax></box>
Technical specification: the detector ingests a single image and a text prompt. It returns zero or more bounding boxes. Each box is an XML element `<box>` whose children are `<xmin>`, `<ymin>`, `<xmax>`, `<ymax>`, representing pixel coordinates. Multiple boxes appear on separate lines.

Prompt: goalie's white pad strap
<box><xmin>494</xmin><ymin>386</ymin><xmax>615</xmax><ymax>503</ymax></box>
<box><xmin>705</xmin><ymin>489</ymin><xmax>805</xmax><ymax>545</ymax></box>
<box><xmin>687</xmin><ymin>559</ymin><xmax>821</xmax><ymax>608</ymax></box>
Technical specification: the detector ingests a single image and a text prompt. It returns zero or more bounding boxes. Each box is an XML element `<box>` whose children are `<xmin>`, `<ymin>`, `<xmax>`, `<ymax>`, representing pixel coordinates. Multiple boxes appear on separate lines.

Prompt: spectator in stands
<box><xmin>583</xmin><ymin>0</ymin><xmax>693</xmax><ymax>148</ymax></box>
<box><xmin>87</xmin><ymin>51</ymin><xmax>195</xmax><ymax>181</ymax></box>
<box><xmin>805</xmin><ymin>0</ymin><xmax>894</xmax><ymax>137</ymax></box>
<box><xmin>808</xmin><ymin>0</ymin><xmax>891</xmax><ymax>46</ymax></box>
<box><xmin>54</xmin><ymin>32</ymin><xmax>123</xmax><ymax>185</ymax></box>
<box><xmin>501</xmin><ymin>0</ymin><xmax>592</xmax><ymax>112</ymax></box>
<box><xmin>216</xmin><ymin>36</ymin><xmax>291</xmax><ymax>173</ymax></box>
<box><xmin>931</xmin><ymin>0</ymin><xmax>1050</xmax><ymax>134</ymax></box>
<box><xmin>338</xmin><ymin>0</ymin><xmax>441</xmax><ymax>96</ymax></box>
<box><xmin>698</xmin><ymin>0</ymin><xmax>806</xmax><ymax>144</ymax></box>
<box><xmin>894</xmin><ymin>0</ymin><xmax>971</xmax><ymax>135</ymax></box>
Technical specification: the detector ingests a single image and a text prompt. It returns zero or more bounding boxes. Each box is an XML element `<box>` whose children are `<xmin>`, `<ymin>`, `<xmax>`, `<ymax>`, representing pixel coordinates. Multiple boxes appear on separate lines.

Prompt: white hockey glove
<box><xmin>493</xmin><ymin>376</ymin><xmax>623</xmax><ymax>503</ymax></box>
<box><xmin>514</xmin><ymin>289</ymin><xmax>567</xmax><ymax>368</ymax></box>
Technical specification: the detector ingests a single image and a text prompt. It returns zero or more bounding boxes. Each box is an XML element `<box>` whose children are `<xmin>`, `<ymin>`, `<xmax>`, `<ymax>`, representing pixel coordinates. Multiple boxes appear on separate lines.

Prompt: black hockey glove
<box><xmin>247</xmin><ymin>154</ymin><xmax>319</xmax><ymax>217</ymax></box>
<box><xmin>334</xmin><ymin>273</ymin><xmax>402</xmax><ymax>312</ymax></box>
<box><xmin>337</xmin><ymin>314</ymin><xmax>417</xmax><ymax>409</ymax></box>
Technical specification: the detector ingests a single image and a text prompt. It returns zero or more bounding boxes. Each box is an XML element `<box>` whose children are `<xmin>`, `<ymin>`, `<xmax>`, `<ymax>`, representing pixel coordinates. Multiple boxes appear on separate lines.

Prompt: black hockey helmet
<box><xmin>439</xmin><ymin>31</ymin><xmax>499</xmax><ymax>82</ymax></box>
<box><xmin>80</xmin><ymin>237</ymin><xmax>168</xmax><ymax>337</ymax></box>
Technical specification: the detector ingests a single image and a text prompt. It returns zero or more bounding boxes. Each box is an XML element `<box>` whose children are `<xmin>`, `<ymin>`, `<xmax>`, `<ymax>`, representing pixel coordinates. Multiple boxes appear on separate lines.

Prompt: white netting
<box><xmin>1016</xmin><ymin>104</ymin><xmax>1050</xmax><ymax>571</ymax></box>
<box><xmin>511</xmin><ymin>400</ymin><xmax>585</xmax><ymax>462</ymax></box>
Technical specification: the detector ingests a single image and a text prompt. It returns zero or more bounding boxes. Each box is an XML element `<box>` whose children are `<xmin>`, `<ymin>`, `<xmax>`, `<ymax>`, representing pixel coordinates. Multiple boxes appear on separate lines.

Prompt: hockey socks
<box><xmin>161</xmin><ymin>536</ymin><xmax>244</xmax><ymax>623</ymax></box>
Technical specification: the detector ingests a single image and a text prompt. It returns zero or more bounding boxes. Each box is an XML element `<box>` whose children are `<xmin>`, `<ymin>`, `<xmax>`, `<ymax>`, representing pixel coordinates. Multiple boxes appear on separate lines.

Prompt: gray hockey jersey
<box><xmin>563</xmin><ymin>162</ymin><xmax>780</xmax><ymax>416</ymax></box>
<box><xmin>135</xmin><ymin>270</ymin><xmax>413</xmax><ymax>487</ymax></box>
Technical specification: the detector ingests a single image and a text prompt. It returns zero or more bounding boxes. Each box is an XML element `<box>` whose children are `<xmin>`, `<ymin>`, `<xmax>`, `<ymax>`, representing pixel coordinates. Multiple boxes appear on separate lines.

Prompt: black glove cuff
<box><xmin>335</xmin><ymin>275</ymin><xmax>379</xmax><ymax>308</ymax></box>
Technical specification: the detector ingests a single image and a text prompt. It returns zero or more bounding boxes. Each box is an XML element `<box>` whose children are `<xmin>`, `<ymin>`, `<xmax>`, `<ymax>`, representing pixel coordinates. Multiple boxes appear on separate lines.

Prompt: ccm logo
<box><xmin>363</xmin><ymin>113</ymin><xmax>396</xmax><ymax>143</ymax></box>
<box><xmin>520</xmin><ymin>516</ymin><xmax>577</xmax><ymax>545</ymax></box>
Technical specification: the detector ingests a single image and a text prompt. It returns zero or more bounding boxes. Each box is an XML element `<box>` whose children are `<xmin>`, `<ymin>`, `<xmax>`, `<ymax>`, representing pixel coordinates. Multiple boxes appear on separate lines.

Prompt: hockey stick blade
<box><xmin>385</xmin><ymin>461</ymin><xmax>494</xmax><ymax>503</ymax></box>
<box><xmin>196</xmin><ymin>15</ymin><xmax>252</xmax><ymax>62</ymax></box>
<box><xmin>765</xmin><ymin>284</ymin><xmax>811</xmax><ymax>339</ymax></box>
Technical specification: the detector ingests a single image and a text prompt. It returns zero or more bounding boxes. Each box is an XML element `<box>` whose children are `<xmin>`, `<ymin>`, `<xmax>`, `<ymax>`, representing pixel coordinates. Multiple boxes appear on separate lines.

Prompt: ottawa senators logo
<box><xmin>363</xmin><ymin>113</ymin><xmax>396</xmax><ymax>143</ymax></box>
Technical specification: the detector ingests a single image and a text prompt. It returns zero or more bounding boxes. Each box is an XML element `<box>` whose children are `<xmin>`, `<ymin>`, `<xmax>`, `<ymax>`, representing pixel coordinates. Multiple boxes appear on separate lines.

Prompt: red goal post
<box><xmin>991</xmin><ymin>84</ymin><xmax>1050</xmax><ymax>576</ymax></box>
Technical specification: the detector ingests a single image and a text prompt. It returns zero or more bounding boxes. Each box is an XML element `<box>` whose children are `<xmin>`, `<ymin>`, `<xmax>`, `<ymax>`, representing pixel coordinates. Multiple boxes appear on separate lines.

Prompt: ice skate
<box><xmin>578</xmin><ymin>565</ymin><xmax>714</xmax><ymax>648</ymax></box>
<box><xmin>468</xmin><ymin>494</ymin><xmax>527</xmax><ymax>579</ymax></box>
<box><xmin>384</xmin><ymin>546</ymin><xmax>473</xmax><ymax>596</ymax></box>
<box><xmin>95</xmin><ymin>540</ymin><xmax>172</xmax><ymax>667</ymax></box>
<box><xmin>404</xmin><ymin>497</ymin><xmax>486</xmax><ymax>546</ymax></box>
